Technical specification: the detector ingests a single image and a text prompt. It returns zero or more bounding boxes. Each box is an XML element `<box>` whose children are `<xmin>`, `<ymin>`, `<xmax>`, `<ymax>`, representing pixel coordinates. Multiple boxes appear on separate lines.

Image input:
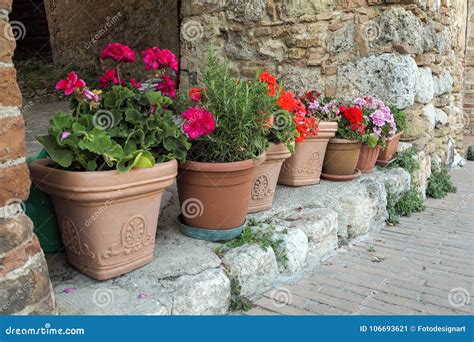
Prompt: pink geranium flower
<box><xmin>99</xmin><ymin>69</ymin><xmax>121</xmax><ymax>88</ymax></box>
<box><xmin>142</xmin><ymin>47</ymin><xmax>178</xmax><ymax>72</ymax></box>
<box><xmin>130</xmin><ymin>78</ymin><xmax>142</xmax><ymax>89</ymax></box>
<box><xmin>81</xmin><ymin>88</ymin><xmax>100</xmax><ymax>103</ymax></box>
<box><xmin>181</xmin><ymin>106</ymin><xmax>216</xmax><ymax>139</ymax></box>
<box><xmin>60</xmin><ymin>131</ymin><xmax>71</xmax><ymax>141</ymax></box>
<box><xmin>100</xmin><ymin>43</ymin><xmax>136</xmax><ymax>63</ymax></box>
<box><xmin>156</xmin><ymin>73</ymin><xmax>176</xmax><ymax>98</ymax></box>
<box><xmin>55</xmin><ymin>71</ymin><xmax>86</xmax><ymax>95</ymax></box>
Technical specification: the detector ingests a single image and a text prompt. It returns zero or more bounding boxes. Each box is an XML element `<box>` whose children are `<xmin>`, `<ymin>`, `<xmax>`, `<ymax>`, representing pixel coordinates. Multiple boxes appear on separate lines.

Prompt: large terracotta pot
<box><xmin>357</xmin><ymin>144</ymin><xmax>382</xmax><ymax>173</ymax></box>
<box><xmin>278</xmin><ymin>121</ymin><xmax>337</xmax><ymax>186</ymax></box>
<box><xmin>248</xmin><ymin>143</ymin><xmax>291</xmax><ymax>213</ymax></box>
<box><xmin>29</xmin><ymin>159</ymin><xmax>177</xmax><ymax>280</ymax></box>
<box><xmin>177</xmin><ymin>155</ymin><xmax>264</xmax><ymax>235</ymax></box>
<box><xmin>322</xmin><ymin>138</ymin><xmax>362</xmax><ymax>175</ymax></box>
<box><xmin>378</xmin><ymin>131</ymin><xmax>403</xmax><ymax>162</ymax></box>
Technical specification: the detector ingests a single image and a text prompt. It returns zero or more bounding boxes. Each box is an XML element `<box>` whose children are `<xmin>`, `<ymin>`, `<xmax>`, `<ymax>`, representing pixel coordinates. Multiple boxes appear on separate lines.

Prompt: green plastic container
<box><xmin>26</xmin><ymin>150</ymin><xmax>63</xmax><ymax>253</ymax></box>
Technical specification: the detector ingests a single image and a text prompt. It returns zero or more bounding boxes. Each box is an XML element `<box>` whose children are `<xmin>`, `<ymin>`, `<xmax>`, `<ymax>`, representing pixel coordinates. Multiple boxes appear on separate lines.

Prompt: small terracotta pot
<box><xmin>248</xmin><ymin>143</ymin><xmax>291</xmax><ymax>213</ymax></box>
<box><xmin>29</xmin><ymin>159</ymin><xmax>177</xmax><ymax>280</ymax></box>
<box><xmin>278</xmin><ymin>121</ymin><xmax>337</xmax><ymax>186</ymax></box>
<box><xmin>177</xmin><ymin>155</ymin><xmax>265</xmax><ymax>231</ymax></box>
<box><xmin>377</xmin><ymin>131</ymin><xmax>403</xmax><ymax>162</ymax></box>
<box><xmin>357</xmin><ymin>144</ymin><xmax>382</xmax><ymax>173</ymax></box>
<box><xmin>322</xmin><ymin>138</ymin><xmax>362</xmax><ymax>176</ymax></box>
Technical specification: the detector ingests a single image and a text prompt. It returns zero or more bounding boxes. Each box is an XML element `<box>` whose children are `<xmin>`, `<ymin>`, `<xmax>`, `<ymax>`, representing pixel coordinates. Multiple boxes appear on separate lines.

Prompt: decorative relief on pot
<box><xmin>62</xmin><ymin>217</ymin><xmax>97</xmax><ymax>260</ymax></box>
<box><xmin>280</xmin><ymin>162</ymin><xmax>295</xmax><ymax>175</ymax></box>
<box><xmin>298</xmin><ymin>151</ymin><xmax>319</xmax><ymax>174</ymax></box>
<box><xmin>102</xmin><ymin>215</ymin><xmax>152</xmax><ymax>260</ymax></box>
<box><xmin>251</xmin><ymin>174</ymin><xmax>273</xmax><ymax>200</ymax></box>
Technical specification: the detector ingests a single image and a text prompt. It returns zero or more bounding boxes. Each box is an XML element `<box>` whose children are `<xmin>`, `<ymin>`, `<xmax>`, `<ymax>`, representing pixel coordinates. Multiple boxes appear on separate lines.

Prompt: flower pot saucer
<box><xmin>320</xmin><ymin>168</ymin><xmax>361</xmax><ymax>182</ymax></box>
<box><xmin>376</xmin><ymin>153</ymin><xmax>398</xmax><ymax>167</ymax></box>
<box><xmin>176</xmin><ymin>214</ymin><xmax>245</xmax><ymax>242</ymax></box>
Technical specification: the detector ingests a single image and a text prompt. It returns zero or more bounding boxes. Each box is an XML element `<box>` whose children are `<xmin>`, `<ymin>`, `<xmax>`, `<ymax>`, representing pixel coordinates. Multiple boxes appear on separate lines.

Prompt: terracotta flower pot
<box><xmin>177</xmin><ymin>155</ymin><xmax>265</xmax><ymax>238</ymax></box>
<box><xmin>29</xmin><ymin>159</ymin><xmax>177</xmax><ymax>280</ymax></box>
<box><xmin>248</xmin><ymin>143</ymin><xmax>291</xmax><ymax>213</ymax></box>
<box><xmin>377</xmin><ymin>131</ymin><xmax>403</xmax><ymax>162</ymax></box>
<box><xmin>357</xmin><ymin>144</ymin><xmax>382</xmax><ymax>173</ymax></box>
<box><xmin>278</xmin><ymin>121</ymin><xmax>337</xmax><ymax>186</ymax></box>
<box><xmin>322</xmin><ymin>138</ymin><xmax>362</xmax><ymax>176</ymax></box>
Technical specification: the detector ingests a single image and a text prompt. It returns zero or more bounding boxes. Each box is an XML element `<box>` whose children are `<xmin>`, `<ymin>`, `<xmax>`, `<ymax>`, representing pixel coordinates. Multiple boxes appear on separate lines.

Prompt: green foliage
<box><xmin>391</xmin><ymin>147</ymin><xmax>419</xmax><ymax>175</ymax></box>
<box><xmin>389</xmin><ymin>106</ymin><xmax>407</xmax><ymax>132</ymax></box>
<box><xmin>426</xmin><ymin>166</ymin><xmax>457</xmax><ymax>199</ymax></box>
<box><xmin>394</xmin><ymin>185</ymin><xmax>425</xmax><ymax>217</ymax></box>
<box><xmin>267</xmin><ymin>107</ymin><xmax>297</xmax><ymax>152</ymax></box>
<box><xmin>38</xmin><ymin>87</ymin><xmax>190</xmax><ymax>173</ymax></box>
<box><xmin>183</xmin><ymin>52</ymin><xmax>271</xmax><ymax>162</ymax></box>
<box><xmin>386</xmin><ymin>191</ymin><xmax>400</xmax><ymax>225</ymax></box>
<box><xmin>229</xmin><ymin>278</ymin><xmax>255</xmax><ymax>312</ymax></box>
<box><xmin>367</xmin><ymin>245</ymin><xmax>376</xmax><ymax>253</ymax></box>
<box><xmin>467</xmin><ymin>146</ymin><xmax>474</xmax><ymax>161</ymax></box>
<box><xmin>216</xmin><ymin>218</ymin><xmax>288</xmax><ymax>266</ymax></box>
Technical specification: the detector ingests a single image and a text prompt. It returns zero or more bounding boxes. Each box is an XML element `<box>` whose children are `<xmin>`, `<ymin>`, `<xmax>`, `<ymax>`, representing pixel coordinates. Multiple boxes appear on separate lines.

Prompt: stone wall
<box><xmin>464</xmin><ymin>0</ymin><xmax>474</xmax><ymax>135</ymax></box>
<box><xmin>0</xmin><ymin>0</ymin><xmax>55</xmax><ymax>315</ymax></box>
<box><xmin>180</xmin><ymin>0</ymin><xmax>468</xmax><ymax>168</ymax></box>
<box><xmin>44</xmin><ymin>0</ymin><xmax>179</xmax><ymax>71</ymax></box>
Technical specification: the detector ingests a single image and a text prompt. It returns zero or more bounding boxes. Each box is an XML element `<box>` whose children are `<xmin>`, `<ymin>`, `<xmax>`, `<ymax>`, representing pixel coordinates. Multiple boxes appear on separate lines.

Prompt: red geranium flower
<box><xmin>55</xmin><ymin>71</ymin><xmax>85</xmax><ymax>95</ymax></box>
<box><xmin>277</xmin><ymin>90</ymin><xmax>299</xmax><ymax>112</ymax></box>
<box><xmin>100</xmin><ymin>43</ymin><xmax>136</xmax><ymax>63</ymax></box>
<box><xmin>99</xmin><ymin>69</ymin><xmax>122</xmax><ymax>88</ymax></box>
<box><xmin>259</xmin><ymin>72</ymin><xmax>279</xmax><ymax>96</ymax></box>
<box><xmin>188</xmin><ymin>87</ymin><xmax>204</xmax><ymax>102</ymax></box>
<box><xmin>130</xmin><ymin>78</ymin><xmax>142</xmax><ymax>89</ymax></box>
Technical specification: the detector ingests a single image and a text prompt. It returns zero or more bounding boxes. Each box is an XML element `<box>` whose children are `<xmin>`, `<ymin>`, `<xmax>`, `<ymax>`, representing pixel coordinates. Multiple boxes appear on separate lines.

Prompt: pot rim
<box><xmin>329</xmin><ymin>138</ymin><xmax>362</xmax><ymax>144</ymax></box>
<box><xmin>179</xmin><ymin>153</ymin><xmax>266</xmax><ymax>172</ymax></box>
<box><xmin>29</xmin><ymin>158</ymin><xmax>177</xmax><ymax>198</ymax></box>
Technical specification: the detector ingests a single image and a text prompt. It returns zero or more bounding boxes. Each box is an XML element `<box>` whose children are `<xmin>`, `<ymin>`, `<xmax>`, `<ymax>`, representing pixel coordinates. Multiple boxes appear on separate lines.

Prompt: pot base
<box><xmin>321</xmin><ymin>169</ymin><xmax>362</xmax><ymax>182</ymax></box>
<box><xmin>376</xmin><ymin>154</ymin><xmax>398</xmax><ymax>167</ymax></box>
<box><xmin>176</xmin><ymin>215</ymin><xmax>245</xmax><ymax>242</ymax></box>
<box><xmin>278</xmin><ymin>177</ymin><xmax>321</xmax><ymax>187</ymax></box>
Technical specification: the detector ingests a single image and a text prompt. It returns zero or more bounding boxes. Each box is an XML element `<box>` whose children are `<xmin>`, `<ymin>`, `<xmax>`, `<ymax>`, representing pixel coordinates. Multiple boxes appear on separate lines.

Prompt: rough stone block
<box><xmin>337</xmin><ymin>54</ymin><xmax>418</xmax><ymax>109</ymax></box>
<box><xmin>272</xmin><ymin>227</ymin><xmax>308</xmax><ymax>275</ymax></box>
<box><xmin>0</xmin><ymin>214</ymin><xmax>32</xmax><ymax>256</ymax></box>
<box><xmin>222</xmin><ymin>244</ymin><xmax>278</xmax><ymax>300</ymax></box>
<box><xmin>415</xmin><ymin>67</ymin><xmax>434</xmax><ymax>104</ymax></box>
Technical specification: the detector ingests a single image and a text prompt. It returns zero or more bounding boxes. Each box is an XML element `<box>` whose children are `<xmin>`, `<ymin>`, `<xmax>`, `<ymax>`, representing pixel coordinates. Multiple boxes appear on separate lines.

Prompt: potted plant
<box><xmin>175</xmin><ymin>53</ymin><xmax>271</xmax><ymax>241</ymax></box>
<box><xmin>354</xmin><ymin>96</ymin><xmax>397</xmax><ymax>173</ymax></box>
<box><xmin>29</xmin><ymin>43</ymin><xmax>190</xmax><ymax>280</ymax></box>
<box><xmin>321</xmin><ymin>102</ymin><xmax>365</xmax><ymax>180</ymax></box>
<box><xmin>377</xmin><ymin>105</ymin><xmax>406</xmax><ymax>163</ymax></box>
<box><xmin>248</xmin><ymin>72</ymin><xmax>297</xmax><ymax>213</ymax></box>
<box><xmin>276</xmin><ymin>90</ymin><xmax>322</xmax><ymax>186</ymax></box>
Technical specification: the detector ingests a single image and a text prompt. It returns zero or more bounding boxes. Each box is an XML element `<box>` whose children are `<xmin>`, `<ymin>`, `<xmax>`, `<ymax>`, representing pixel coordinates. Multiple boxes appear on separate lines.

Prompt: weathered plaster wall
<box><xmin>180</xmin><ymin>0</ymin><xmax>468</xmax><ymax>168</ymax></box>
<box><xmin>0</xmin><ymin>0</ymin><xmax>55</xmax><ymax>315</ymax></box>
<box><xmin>44</xmin><ymin>0</ymin><xmax>179</xmax><ymax>71</ymax></box>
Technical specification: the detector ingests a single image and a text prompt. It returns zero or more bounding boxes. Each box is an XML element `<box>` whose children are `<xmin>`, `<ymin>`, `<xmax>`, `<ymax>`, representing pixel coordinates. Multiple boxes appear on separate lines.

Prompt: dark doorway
<box><xmin>10</xmin><ymin>0</ymin><xmax>52</xmax><ymax>61</ymax></box>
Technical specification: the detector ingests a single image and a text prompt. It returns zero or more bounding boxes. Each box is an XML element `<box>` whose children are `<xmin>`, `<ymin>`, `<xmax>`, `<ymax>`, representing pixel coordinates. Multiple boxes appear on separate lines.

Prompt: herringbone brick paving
<box><xmin>248</xmin><ymin>162</ymin><xmax>474</xmax><ymax>315</ymax></box>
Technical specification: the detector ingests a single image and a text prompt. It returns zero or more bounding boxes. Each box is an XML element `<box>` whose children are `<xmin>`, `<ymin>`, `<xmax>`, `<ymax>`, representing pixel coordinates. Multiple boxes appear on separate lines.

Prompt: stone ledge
<box><xmin>46</xmin><ymin>167</ymin><xmax>410</xmax><ymax>315</ymax></box>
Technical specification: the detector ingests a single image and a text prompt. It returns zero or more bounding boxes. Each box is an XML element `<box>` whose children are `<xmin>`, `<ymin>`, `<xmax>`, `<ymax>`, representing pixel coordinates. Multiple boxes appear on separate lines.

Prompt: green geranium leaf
<box><xmin>36</xmin><ymin>135</ymin><xmax>73</xmax><ymax>168</ymax></box>
<box><xmin>367</xmin><ymin>133</ymin><xmax>379</xmax><ymax>148</ymax></box>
